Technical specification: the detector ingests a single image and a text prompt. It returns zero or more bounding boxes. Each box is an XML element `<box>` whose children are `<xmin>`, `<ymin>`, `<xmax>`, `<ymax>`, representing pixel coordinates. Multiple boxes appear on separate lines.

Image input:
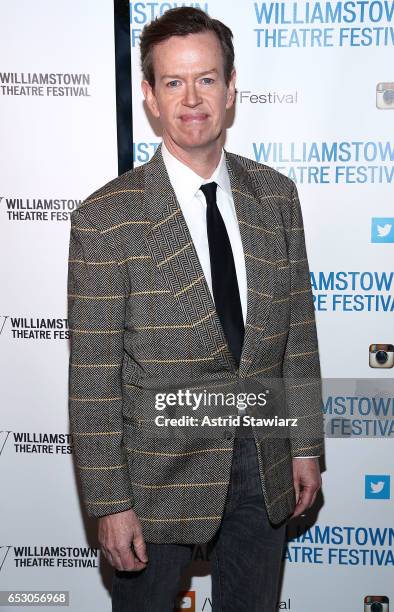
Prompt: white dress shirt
<box><xmin>161</xmin><ymin>141</ymin><xmax>317</xmax><ymax>460</ymax></box>
<box><xmin>161</xmin><ymin>140</ymin><xmax>247</xmax><ymax>324</ymax></box>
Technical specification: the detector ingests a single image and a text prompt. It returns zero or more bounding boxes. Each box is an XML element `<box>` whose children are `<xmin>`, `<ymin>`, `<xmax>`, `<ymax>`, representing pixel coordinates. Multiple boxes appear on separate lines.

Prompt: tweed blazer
<box><xmin>67</xmin><ymin>143</ymin><xmax>324</xmax><ymax>544</ymax></box>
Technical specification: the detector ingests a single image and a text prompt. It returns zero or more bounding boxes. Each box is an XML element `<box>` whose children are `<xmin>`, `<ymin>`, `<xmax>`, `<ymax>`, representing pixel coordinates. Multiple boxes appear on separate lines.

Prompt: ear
<box><xmin>225</xmin><ymin>68</ymin><xmax>237</xmax><ymax>110</ymax></box>
<box><xmin>141</xmin><ymin>79</ymin><xmax>160</xmax><ymax>118</ymax></box>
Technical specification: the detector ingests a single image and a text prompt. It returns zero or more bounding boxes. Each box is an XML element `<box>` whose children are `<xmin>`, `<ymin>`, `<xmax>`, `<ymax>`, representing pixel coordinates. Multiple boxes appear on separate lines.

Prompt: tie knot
<box><xmin>200</xmin><ymin>181</ymin><xmax>217</xmax><ymax>205</ymax></box>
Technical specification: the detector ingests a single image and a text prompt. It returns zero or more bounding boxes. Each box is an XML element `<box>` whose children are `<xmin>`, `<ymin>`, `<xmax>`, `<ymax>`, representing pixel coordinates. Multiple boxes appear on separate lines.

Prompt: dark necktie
<box><xmin>200</xmin><ymin>182</ymin><xmax>245</xmax><ymax>366</ymax></box>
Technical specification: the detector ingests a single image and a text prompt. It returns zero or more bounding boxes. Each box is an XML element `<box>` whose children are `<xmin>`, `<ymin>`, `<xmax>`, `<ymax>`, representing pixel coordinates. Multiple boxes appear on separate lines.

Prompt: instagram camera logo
<box><xmin>175</xmin><ymin>590</ymin><xmax>196</xmax><ymax>612</ymax></box>
<box><xmin>364</xmin><ymin>595</ymin><xmax>389</xmax><ymax>611</ymax></box>
<box><xmin>376</xmin><ymin>82</ymin><xmax>394</xmax><ymax>109</ymax></box>
<box><xmin>369</xmin><ymin>344</ymin><xmax>394</xmax><ymax>368</ymax></box>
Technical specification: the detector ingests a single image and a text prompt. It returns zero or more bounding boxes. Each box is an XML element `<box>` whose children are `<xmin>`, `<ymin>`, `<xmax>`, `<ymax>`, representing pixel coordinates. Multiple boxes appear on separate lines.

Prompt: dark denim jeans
<box><xmin>111</xmin><ymin>437</ymin><xmax>286</xmax><ymax>611</ymax></box>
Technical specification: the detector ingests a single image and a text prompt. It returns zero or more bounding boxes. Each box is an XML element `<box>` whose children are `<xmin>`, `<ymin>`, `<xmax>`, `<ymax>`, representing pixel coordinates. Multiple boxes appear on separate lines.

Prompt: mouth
<box><xmin>179</xmin><ymin>113</ymin><xmax>209</xmax><ymax>123</ymax></box>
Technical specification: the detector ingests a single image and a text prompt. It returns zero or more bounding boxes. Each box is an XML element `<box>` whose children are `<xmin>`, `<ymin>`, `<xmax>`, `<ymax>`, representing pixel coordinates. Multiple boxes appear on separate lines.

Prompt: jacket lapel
<box><xmin>143</xmin><ymin>145</ymin><xmax>236</xmax><ymax>373</ymax></box>
<box><xmin>225</xmin><ymin>152</ymin><xmax>278</xmax><ymax>376</ymax></box>
<box><xmin>142</xmin><ymin>144</ymin><xmax>278</xmax><ymax>377</ymax></box>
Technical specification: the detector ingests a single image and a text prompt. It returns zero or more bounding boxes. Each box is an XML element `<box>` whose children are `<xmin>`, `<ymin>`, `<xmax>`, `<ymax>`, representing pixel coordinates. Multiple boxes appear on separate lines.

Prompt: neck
<box><xmin>162</xmin><ymin>134</ymin><xmax>223</xmax><ymax>179</ymax></box>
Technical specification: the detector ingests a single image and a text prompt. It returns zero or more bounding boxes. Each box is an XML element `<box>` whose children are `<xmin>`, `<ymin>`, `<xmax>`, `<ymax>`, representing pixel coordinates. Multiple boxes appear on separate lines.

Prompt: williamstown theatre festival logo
<box><xmin>0</xmin><ymin>315</ymin><xmax>69</xmax><ymax>340</ymax></box>
<box><xmin>0</xmin><ymin>545</ymin><xmax>98</xmax><ymax>571</ymax></box>
<box><xmin>0</xmin><ymin>431</ymin><xmax>73</xmax><ymax>457</ymax></box>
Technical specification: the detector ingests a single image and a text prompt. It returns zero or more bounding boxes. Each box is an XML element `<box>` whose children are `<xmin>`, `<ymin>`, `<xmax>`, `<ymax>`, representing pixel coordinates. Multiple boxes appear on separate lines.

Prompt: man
<box><xmin>67</xmin><ymin>7</ymin><xmax>324</xmax><ymax>611</ymax></box>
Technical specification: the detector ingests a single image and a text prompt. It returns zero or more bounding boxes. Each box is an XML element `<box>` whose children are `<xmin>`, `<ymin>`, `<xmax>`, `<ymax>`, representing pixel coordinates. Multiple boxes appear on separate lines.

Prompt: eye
<box><xmin>166</xmin><ymin>80</ymin><xmax>181</xmax><ymax>88</ymax></box>
<box><xmin>201</xmin><ymin>77</ymin><xmax>214</xmax><ymax>85</ymax></box>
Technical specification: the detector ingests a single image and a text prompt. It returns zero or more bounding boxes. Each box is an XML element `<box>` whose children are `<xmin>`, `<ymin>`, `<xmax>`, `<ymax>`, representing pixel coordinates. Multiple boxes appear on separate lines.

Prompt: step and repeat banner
<box><xmin>1</xmin><ymin>1</ymin><xmax>393</xmax><ymax>611</ymax></box>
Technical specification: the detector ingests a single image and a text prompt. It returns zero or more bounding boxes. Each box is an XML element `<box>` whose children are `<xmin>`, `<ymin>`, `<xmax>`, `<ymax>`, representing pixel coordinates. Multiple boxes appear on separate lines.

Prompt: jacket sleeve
<box><xmin>67</xmin><ymin>208</ymin><xmax>134</xmax><ymax>517</ymax></box>
<box><xmin>282</xmin><ymin>182</ymin><xmax>325</xmax><ymax>458</ymax></box>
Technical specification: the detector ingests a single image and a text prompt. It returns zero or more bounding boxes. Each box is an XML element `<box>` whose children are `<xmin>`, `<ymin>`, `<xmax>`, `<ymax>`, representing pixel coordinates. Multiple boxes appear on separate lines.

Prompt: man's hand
<box><xmin>98</xmin><ymin>509</ymin><xmax>148</xmax><ymax>571</ymax></box>
<box><xmin>291</xmin><ymin>458</ymin><xmax>321</xmax><ymax>518</ymax></box>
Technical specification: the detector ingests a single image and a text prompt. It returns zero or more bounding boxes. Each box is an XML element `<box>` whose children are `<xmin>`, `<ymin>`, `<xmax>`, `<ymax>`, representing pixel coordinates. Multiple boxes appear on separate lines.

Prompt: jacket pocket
<box><xmin>121</xmin><ymin>351</ymin><xmax>142</xmax><ymax>385</ymax></box>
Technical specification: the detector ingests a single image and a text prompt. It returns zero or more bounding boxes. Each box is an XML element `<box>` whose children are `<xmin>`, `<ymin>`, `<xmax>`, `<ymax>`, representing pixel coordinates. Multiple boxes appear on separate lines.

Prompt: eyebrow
<box><xmin>160</xmin><ymin>68</ymin><xmax>218</xmax><ymax>81</ymax></box>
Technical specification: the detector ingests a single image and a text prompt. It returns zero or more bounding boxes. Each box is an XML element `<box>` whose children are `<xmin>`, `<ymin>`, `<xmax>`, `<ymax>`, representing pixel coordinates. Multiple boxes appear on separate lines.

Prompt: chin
<box><xmin>177</xmin><ymin>132</ymin><xmax>218</xmax><ymax>150</ymax></box>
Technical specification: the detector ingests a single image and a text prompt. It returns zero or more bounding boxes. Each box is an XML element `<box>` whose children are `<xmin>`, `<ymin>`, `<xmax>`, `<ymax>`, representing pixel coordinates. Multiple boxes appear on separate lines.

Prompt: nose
<box><xmin>182</xmin><ymin>82</ymin><xmax>201</xmax><ymax>107</ymax></box>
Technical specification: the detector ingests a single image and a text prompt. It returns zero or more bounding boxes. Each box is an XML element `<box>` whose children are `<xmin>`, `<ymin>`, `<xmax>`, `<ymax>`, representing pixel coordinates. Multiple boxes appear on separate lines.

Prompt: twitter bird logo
<box><xmin>377</xmin><ymin>224</ymin><xmax>392</xmax><ymax>237</ymax></box>
<box><xmin>365</xmin><ymin>475</ymin><xmax>390</xmax><ymax>499</ymax></box>
<box><xmin>370</xmin><ymin>481</ymin><xmax>385</xmax><ymax>493</ymax></box>
<box><xmin>371</xmin><ymin>218</ymin><xmax>394</xmax><ymax>242</ymax></box>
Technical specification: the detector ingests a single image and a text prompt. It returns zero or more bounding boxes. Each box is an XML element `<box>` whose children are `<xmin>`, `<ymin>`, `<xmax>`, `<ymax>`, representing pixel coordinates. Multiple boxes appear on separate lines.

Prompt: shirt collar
<box><xmin>161</xmin><ymin>140</ymin><xmax>232</xmax><ymax>206</ymax></box>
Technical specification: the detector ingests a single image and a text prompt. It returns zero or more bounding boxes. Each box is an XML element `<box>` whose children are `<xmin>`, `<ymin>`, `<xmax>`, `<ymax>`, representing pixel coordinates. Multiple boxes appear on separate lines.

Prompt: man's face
<box><xmin>141</xmin><ymin>31</ymin><xmax>236</xmax><ymax>153</ymax></box>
